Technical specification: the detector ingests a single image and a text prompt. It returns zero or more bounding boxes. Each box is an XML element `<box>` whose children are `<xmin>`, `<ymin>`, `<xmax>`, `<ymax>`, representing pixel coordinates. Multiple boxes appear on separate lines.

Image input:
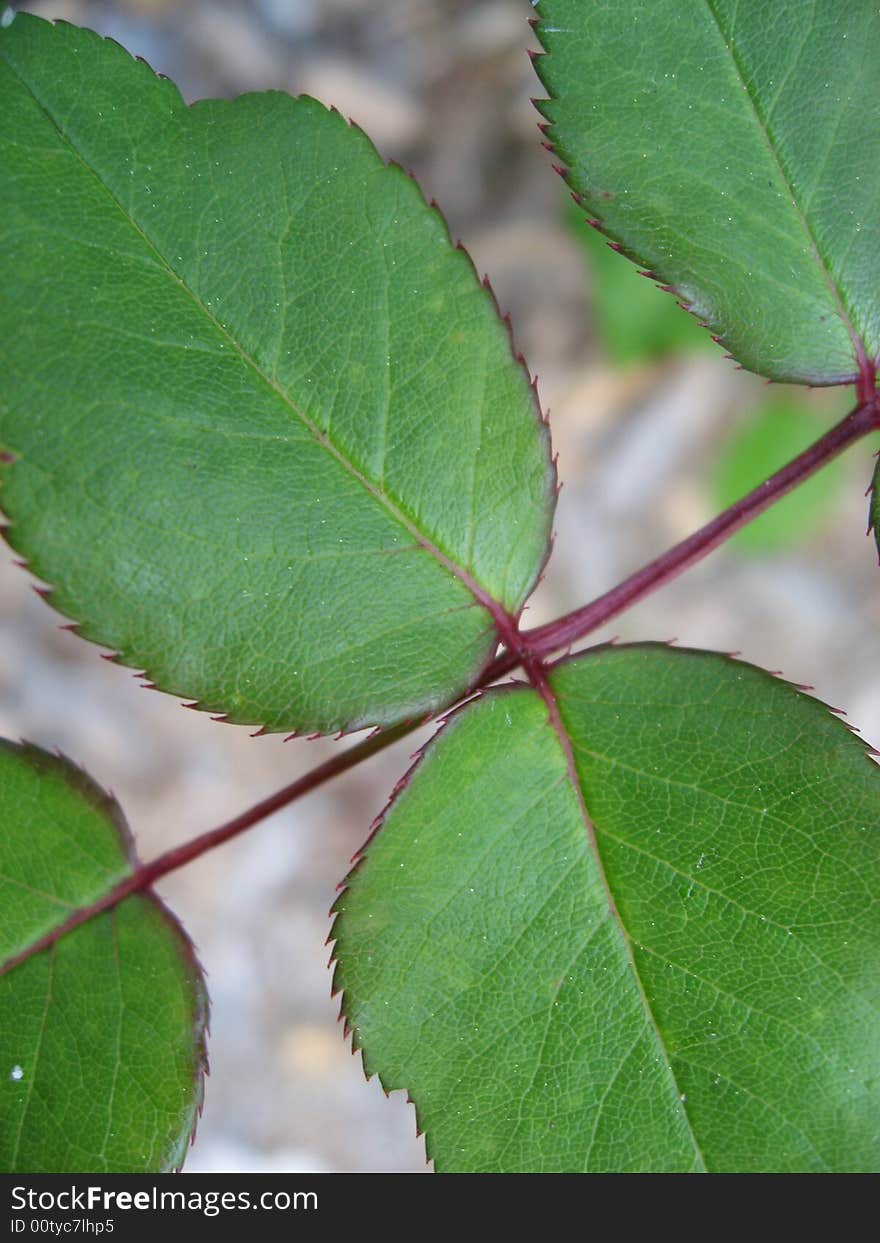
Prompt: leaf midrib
<box><xmin>701</xmin><ymin>0</ymin><xmax>868</xmax><ymax>374</ymax></box>
<box><xmin>535</xmin><ymin>672</ymin><xmax>709</xmax><ymax>1172</ymax></box>
<box><xmin>2</xmin><ymin>53</ymin><xmax>509</xmax><ymax>632</ymax></box>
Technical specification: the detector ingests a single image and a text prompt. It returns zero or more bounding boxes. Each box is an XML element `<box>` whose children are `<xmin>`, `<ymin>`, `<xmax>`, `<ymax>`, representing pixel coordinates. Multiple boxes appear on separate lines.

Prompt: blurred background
<box><xmin>3</xmin><ymin>0</ymin><xmax>880</xmax><ymax>1172</ymax></box>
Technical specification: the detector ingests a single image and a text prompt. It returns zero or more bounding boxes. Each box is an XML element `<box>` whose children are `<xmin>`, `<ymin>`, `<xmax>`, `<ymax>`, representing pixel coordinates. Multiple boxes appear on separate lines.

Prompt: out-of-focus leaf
<box><xmin>567</xmin><ymin>201</ymin><xmax>711</xmax><ymax>365</ymax></box>
<box><xmin>715</xmin><ymin>398</ymin><xmax>848</xmax><ymax>553</ymax></box>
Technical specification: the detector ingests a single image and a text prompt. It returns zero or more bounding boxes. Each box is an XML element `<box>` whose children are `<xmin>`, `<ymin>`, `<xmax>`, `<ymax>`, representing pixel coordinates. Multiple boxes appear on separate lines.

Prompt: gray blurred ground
<box><xmin>3</xmin><ymin>0</ymin><xmax>880</xmax><ymax>1173</ymax></box>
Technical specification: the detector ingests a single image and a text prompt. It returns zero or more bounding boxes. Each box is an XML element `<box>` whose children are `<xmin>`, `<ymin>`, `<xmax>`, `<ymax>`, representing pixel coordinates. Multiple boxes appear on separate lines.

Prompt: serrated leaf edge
<box><xmin>0</xmin><ymin>12</ymin><xmax>557</xmax><ymax>737</ymax></box>
<box><xmin>528</xmin><ymin>6</ymin><xmax>871</xmax><ymax>391</ymax></box>
<box><xmin>328</xmin><ymin>640</ymin><xmax>880</xmax><ymax>1170</ymax></box>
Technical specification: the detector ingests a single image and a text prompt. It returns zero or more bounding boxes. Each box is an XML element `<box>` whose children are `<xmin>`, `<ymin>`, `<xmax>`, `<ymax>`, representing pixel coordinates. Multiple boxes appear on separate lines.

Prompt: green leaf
<box><xmin>0</xmin><ymin>741</ymin><xmax>207</xmax><ymax>1173</ymax></box>
<box><xmin>0</xmin><ymin>13</ymin><xmax>554</xmax><ymax>736</ymax></box>
<box><xmin>333</xmin><ymin>645</ymin><xmax>880</xmax><ymax>1172</ymax></box>
<box><xmin>714</xmin><ymin>396</ymin><xmax>848</xmax><ymax>553</ymax></box>
<box><xmin>535</xmin><ymin>1</ymin><xmax>880</xmax><ymax>385</ymax></box>
<box><xmin>567</xmin><ymin>201</ymin><xmax>710</xmax><ymax>365</ymax></box>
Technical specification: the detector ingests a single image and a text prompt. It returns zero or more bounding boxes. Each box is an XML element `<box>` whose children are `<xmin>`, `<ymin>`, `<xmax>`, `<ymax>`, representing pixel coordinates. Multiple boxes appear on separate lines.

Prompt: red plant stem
<box><xmin>5</xmin><ymin>397</ymin><xmax>879</xmax><ymax>973</ymax></box>
<box><xmin>0</xmin><ymin>719</ymin><xmax>416</xmax><ymax>977</ymax></box>
<box><xmin>514</xmin><ymin>396</ymin><xmax>880</xmax><ymax>663</ymax></box>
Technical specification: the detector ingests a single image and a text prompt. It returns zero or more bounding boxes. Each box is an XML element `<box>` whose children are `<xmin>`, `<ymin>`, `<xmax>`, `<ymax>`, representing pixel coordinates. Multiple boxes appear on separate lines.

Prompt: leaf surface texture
<box><xmin>0</xmin><ymin>14</ymin><xmax>554</xmax><ymax>733</ymax></box>
<box><xmin>334</xmin><ymin>647</ymin><xmax>880</xmax><ymax>1172</ymax></box>
<box><xmin>535</xmin><ymin>0</ymin><xmax>880</xmax><ymax>384</ymax></box>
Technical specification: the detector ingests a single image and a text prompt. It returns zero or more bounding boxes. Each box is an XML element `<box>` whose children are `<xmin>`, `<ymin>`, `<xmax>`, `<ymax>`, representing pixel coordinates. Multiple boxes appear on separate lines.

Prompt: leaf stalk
<box><xmin>7</xmin><ymin>396</ymin><xmax>879</xmax><ymax>970</ymax></box>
